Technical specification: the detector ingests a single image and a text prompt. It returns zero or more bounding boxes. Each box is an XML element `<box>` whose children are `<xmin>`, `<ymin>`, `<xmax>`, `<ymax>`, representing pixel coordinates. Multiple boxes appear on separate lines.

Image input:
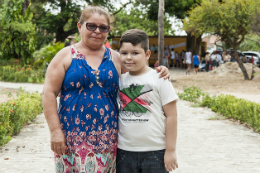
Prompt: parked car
<box><xmin>242</xmin><ymin>51</ymin><xmax>260</xmax><ymax>65</ymax></box>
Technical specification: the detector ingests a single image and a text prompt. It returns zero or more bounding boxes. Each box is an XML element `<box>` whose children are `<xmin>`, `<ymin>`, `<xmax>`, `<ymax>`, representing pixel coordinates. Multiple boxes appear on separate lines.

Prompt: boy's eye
<box><xmin>133</xmin><ymin>52</ymin><xmax>139</xmax><ymax>55</ymax></box>
<box><xmin>121</xmin><ymin>52</ymin><xmax>127</xmax><ymax>55</ymax></box>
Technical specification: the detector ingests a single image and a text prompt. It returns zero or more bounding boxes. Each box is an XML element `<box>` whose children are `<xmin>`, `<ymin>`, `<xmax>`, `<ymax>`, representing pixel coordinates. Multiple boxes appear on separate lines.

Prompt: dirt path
<box><xmin>0</xmin><ymin>71</ymin><xmax>260</xmax><ymax>173</ymax></box>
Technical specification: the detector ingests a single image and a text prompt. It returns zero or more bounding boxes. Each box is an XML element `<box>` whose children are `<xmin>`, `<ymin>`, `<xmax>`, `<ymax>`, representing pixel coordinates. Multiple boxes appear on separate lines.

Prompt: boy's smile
<box><xmin>120</xmin><ymin>42</ymin><xmax>151</xmax><ymax>76</ymax></box>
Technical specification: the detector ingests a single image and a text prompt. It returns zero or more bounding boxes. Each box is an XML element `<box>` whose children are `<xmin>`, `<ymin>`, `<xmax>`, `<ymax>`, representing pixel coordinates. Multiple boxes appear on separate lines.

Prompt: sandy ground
<box><xmin>171</xmin><ymin>62</ymin><xmax>260</xmax><ymax>104</ymax></box>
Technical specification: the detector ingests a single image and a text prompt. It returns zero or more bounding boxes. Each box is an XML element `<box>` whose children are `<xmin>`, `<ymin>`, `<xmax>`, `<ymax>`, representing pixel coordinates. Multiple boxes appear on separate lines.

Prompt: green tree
<box><xmin>183</xmin><ymin>0</ymin><xmax>260</xmax><ymax>80</ymax></box>
<box><xmin>31</xmin><ymin>0</ymin><xmax>133</xmax><ymax>43</ymax></box>
<box><xmin>110</xmin><ymin>8</ymin><xmax>174</xmax><ymax>37</ymax></box>
<box><xmin>138</xmin><ymin>0</ymin><xmax>203</xmax><ymax>53</ymax></box>
<box><xmin>0</xmin><ymin>0</ymin><xmax>37</xmax><ymax>62</ymax></box>
<box><xmin>238</xmin><ymin>34</ymin><xmax>260</xmax><ymax>52</ymax></box>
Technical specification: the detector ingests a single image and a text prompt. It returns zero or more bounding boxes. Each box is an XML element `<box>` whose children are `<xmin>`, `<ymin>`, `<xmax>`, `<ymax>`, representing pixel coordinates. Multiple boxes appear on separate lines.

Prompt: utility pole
<box><xmin>158</xmin><ymin>0</ymin><xmax>164</xmax><ymax>65</ymax></box>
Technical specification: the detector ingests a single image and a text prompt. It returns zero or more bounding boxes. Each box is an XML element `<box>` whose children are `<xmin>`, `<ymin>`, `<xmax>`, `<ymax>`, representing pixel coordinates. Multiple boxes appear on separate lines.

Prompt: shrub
<box><xmin>0</xmin><ymin>61</ymin><xmax>44</xmax><ymax>83</ymax></box>
<box><xmin>201</xmin><ymin>94</ymin><xmax>260</xmax><ymax>132</ymax></box>
<box><xmin>178</xmin><ymin>86</ymin><xmax>204</xmax><ymax>103</ymax></box>
<box><xmin>179</xmin><ymin>86</ymin><xmax>260</xmax><ymax>133</ymax></box>
<box><xmin>0</xmin><ymin>90</ymin><xmax>42</xmax><ymax>146</ymax></box>
<box><xmin>33</xmin><ymin>42</ymin><xmax>65</xmax><ymax>72</ymax></box>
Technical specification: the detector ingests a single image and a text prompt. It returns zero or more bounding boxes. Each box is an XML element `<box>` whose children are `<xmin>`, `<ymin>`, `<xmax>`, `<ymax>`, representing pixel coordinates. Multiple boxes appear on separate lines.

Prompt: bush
<box><xmin>0</xmin><ymin>90</ymin><xmax>42</xmax><ymax>146</ymax></box>
<box><xmin>33</xmin><ymin>42</ymin><xmax>65</xmax><ymax>72</ymax></box>
<box><xmin>178</xmin><ymin>86</ymin><xmax>260</xmax><ymax>133</ymax></box>
<box><xmin>178</xmin><ymin>86</ymin><xmax>204</xmax><ymax>103</ymax></box>
<box><xmin>0</xmin><ymin>59</ymin><xmax>44</xmax><ymax>83</ymax></box>
<box><xmin>201</xmin><ymin>94</ymin><xmax>260</xmax><ymax>132</ymax></box>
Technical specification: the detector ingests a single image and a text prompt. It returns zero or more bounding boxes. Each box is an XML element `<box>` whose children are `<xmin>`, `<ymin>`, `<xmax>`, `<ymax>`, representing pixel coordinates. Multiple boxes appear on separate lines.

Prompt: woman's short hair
<box><xmin>79</xmin><ymin>6</ymin><xmax>114</xmax><ymax>30</ymax></box>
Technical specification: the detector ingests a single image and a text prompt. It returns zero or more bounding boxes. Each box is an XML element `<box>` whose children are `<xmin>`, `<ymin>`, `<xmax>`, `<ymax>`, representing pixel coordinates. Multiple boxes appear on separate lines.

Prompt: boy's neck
<box><xmin>129</xmin><ymin>66</ymin><xmax>151</xmax><ymax>76</ymax></box>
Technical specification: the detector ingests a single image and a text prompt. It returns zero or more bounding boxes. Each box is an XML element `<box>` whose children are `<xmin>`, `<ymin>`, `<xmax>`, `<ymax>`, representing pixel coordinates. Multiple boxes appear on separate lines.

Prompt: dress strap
<box><xmin>70</xmin><ymin>44</ymin><xmax>78</xmax><ymax>59</ymax></box>
<box><xmin>108</xmin><ymin>48</ymin><xmax>113</xmax><ymax>60</ymax></box>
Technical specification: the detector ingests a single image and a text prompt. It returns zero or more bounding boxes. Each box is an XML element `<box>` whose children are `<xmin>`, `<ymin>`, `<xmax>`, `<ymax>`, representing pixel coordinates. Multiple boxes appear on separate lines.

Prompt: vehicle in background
<box><xmin>242</xmin><ymin>51</ymin><xmax>260</xmax><ymax>65</ymax></box>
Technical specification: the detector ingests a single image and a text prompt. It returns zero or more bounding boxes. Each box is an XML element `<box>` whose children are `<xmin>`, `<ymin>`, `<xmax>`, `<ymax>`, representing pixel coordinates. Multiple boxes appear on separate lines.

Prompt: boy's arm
<box><xmin>163</xmin><ymin>100</ymin><xmax>178</xmax><ymax>172</ymax></box>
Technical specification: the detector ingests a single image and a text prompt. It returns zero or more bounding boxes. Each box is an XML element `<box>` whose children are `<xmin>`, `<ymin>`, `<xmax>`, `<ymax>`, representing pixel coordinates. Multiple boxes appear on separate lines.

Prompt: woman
<box><xmin>205</xmin><ymin>52</ymin><xmax>210</xmax><ymax>72</ymax></box>
<box><xmin>184</xmin><ymin>49</ymin><xmax>192</xmax><ymax>74</ymax></box>
<box><xmin>211</xmin><ymin>52</ymin><xmax>217</xmax><ymax>70</ymax></box>
<box><xmin>242</xmin><ymin>56</ymin><xmax>247</xmax><ymax>63</ymax></box>
<box><xmin>170</xmin><ymin>48</ymin><xmax>175</xmax><ymax>68</ymax></box>
<box><xmin>163</xmin><ymin>47</ymin><xmax>170</xmax><ymax>68</ymax></box>
<box><xmin>42</xmin><ymin>6</ymin><xmax>170</xmax><ymax>173</ymax></box>
<box><xmin>193</xmin><ymin>53</ymin><xmax>201</xmax><ymax>74</ymax></box>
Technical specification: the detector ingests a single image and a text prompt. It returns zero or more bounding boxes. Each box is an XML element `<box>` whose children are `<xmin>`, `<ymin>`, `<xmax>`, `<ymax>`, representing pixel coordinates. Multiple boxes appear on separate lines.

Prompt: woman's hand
<box><xmin>156</xmin><ymin>66</ymin><xmax>171</xmax><ymax>81</ymax></box>
<box><xmin>50</xmin><ymin>129</ymin><xmax>66</xmax><ymax>156</ymax></box>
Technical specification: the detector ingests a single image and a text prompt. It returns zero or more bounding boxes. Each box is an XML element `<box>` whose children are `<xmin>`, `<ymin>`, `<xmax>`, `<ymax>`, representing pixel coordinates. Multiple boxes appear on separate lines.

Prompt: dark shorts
<box><xmin>194</xmin><ymin>65</ymin><xmax>199</xmax><ymax>68</ymax></box>
<box><xmin>116</xmin><ymin>148</ymin><xmax>168</xmax><ymax>173</ymax></box>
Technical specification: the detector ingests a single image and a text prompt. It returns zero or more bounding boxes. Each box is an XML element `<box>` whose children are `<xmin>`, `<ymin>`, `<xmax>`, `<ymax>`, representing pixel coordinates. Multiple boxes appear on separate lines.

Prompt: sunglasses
<box><xmin>83</xmin><ymin>22</ymin><xmax>110</xmax><ymax>33</ymax></box>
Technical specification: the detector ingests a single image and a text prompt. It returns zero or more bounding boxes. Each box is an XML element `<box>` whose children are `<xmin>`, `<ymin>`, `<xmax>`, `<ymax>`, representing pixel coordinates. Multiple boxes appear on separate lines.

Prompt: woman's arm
<box><xmin>42</xmin><ymin>47</ymin><xmax>71</xmax><ymax>156</ymax></box>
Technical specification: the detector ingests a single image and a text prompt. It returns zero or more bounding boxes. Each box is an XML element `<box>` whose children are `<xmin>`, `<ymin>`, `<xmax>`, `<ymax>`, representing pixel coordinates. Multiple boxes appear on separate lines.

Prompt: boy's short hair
<box><xmin>119</xmin><ymin>29</ymin><xmax>149</xmax><ymax>52</ymax></box>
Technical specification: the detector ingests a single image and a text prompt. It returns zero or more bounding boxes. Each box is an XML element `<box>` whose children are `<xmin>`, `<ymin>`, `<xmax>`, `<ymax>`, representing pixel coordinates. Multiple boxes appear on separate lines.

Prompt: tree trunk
<box><xmin>22</xmin><ymin>0</ymin><xmax>30</xmax><ymax>16</ymax></box>
<box><xmin>195</xmin><ymin>35</ymin><xmax>202</xmax><ymax>55</ymax></box>
<box><xmin>233</xmin><ymin>46</ymin><xmax>250</xmax><ymax>80</ymax></box>
<box><xmin>186</xmin><ymin>32</ymin><xmax>195</xmax><ymax>53</ymax></box>
<box><xmin>158</xmin><ymin>0</ymin><xmax>164</xmax><ymax>66</ymax></box>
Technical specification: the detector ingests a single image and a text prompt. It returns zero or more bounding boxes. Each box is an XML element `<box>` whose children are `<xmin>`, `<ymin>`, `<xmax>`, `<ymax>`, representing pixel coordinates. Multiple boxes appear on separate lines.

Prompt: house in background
<box><xmin>202</xmin><ymin>35</ymin><xmax>223</xmax><ymax>53</ymax></box>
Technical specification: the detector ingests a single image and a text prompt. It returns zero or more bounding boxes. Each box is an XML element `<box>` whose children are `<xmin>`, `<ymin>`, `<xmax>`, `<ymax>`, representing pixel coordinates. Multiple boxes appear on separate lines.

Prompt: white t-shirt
<box><xmin>186</xmin><ymin>52</ymin><xmax>192</xmax><ymax>61</ymax></box>
<box><xmin>171</xmin><ymin>51</ymin><xmax>175</xmax><ymax>59</ymax></box>
<box><xmin>118</xmin><ymin>69</ymin><xmax>178</xmax><ymax>152</ymax></box>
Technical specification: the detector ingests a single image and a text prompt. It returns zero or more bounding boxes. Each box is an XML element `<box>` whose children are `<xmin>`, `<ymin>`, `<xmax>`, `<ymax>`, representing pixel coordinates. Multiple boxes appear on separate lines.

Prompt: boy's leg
<box><xmin>140</xmin><ymin>150</ymin><xmax>169</xmax><ymax>173</ymax></box>
<box><xmin>116</xmin><ymin>148</ymin><xmax>140</xmax><ymax>173</ymax></box>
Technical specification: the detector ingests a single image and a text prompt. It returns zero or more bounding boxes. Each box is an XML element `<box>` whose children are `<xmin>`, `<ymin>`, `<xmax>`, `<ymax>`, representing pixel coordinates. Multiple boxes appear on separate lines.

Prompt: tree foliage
<box><xmin>110</xmin><ymin>8</ymin><xmax>174</xmax><ymax>37</ymax></box>
<box><xmin>138</xmin><ymin>0</ymin><xmax>202</xmax><ymax>20</ymax></box>
<box><xmin>0</xmin><ymin>0</ymin><xmax>37</xmax><ymax>62</ymax></box>
<box><xmin>238</xmin><ymin>34</ymin><xmax>260</xmax><ymax>52</ymax></box>
<box><xmin>183</xmin><ymin>0</ymin><xmax>260</xmax><ymax>80</ymax></box>
<box><xmin>31</xmin><ymin>0</ymin><xmax>133</xmax><ymax>43</ymax></box>
<box><xmin>31</xmin><ymin>0</ymin><xmax>81</xmax><ymax>43</ymax></box>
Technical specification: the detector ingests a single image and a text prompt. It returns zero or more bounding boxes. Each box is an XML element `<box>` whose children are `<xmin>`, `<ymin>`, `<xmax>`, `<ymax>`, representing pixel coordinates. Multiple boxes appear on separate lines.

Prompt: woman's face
<box><xmin>78</xmin><ymin>13</ymin><xmax>109</xmax><ymax>50</ymax></box>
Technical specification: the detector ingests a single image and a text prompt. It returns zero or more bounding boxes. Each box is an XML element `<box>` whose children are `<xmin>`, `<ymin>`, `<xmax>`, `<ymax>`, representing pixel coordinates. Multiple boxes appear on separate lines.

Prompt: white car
<box><xmin>242</xmin><ymin>51</ymin><xmax>260</xmax><ymax>65</ymax></box>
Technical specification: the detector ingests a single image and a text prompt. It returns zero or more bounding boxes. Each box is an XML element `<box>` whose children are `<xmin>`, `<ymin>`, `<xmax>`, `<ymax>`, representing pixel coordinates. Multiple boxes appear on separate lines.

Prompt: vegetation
<box><xmin>0</xmin><ymin>0</ymin><xmax>37</xmax><ymax>63</ymax></box>
<box><xmin>138</xmin><ymin>0</ymin><xmax>203</xmax><ymax>53</ymax></box>
<box><xmin>0</xmin><ymin>59</ymin><xmax>45</xmax><ymax>83</ymax></box>
<box><xmin>238</xmin><ymin>34</ymin><xmax>260</xmax><ymax>52</ymax></box>
<box><xmin>33</xmin><ymin>42</ymin><xmax>64</xmax><ymax>73</ymax></box>
<box><xmin>111</xmin><ymin>8</ymin><xmax>174</xmax><ymax>37</ymax></box>
<box><xmin>183</xmin><ymin>0</ymin><xmax>260</xmax><ymax>80</ymax></box>
<box><xmin>0</xmin><ymin>88</ymin><xmax>42</xmax><ymax>146</ymax></box>
<box><xmin>178</xmin><ymin>86</ymin><xmax>260</xmax><ymax>133</ymax></box>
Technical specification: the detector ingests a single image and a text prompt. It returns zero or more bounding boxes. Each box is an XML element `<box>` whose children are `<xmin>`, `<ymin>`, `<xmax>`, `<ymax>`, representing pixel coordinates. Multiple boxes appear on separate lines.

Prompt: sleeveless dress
<box><xmin>55</xmin><ymin>45</ymin><xmax>119</xmax><ymax>173</ymax></box>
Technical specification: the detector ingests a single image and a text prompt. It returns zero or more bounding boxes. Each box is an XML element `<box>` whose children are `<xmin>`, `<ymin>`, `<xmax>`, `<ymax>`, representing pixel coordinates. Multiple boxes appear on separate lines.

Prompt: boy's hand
<box><xmin>156</xmin><ymin>66</ymin><xmax>171</xmax><ymax>81</ymax></box>
<box><xmin>164</xmin><ymin>150</ymin><xmax>178</xmax><ymax>172</ymax></box>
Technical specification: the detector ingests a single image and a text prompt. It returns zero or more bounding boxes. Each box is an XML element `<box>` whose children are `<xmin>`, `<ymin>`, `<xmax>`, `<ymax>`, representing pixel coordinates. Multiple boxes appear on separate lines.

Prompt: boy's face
<box><xmin>120</xmin><ymin>42</ymin><xmax>150</xmax><ymax>75</ymax></box>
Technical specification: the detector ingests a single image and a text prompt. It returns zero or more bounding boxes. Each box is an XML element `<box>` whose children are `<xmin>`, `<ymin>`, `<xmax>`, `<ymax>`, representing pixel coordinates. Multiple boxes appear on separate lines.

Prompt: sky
<box><xmin>45</xmin><ymin>0</ymin><xmax>186</xmax><ymax>35</ymax></box>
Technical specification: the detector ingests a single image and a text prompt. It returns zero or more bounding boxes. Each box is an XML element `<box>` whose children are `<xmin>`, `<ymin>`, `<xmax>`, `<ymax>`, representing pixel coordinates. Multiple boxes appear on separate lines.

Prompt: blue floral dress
<box><xmin>55</xmin><ymin>45</ymin><xmax>119</xmax><ymax>173</ymax></box>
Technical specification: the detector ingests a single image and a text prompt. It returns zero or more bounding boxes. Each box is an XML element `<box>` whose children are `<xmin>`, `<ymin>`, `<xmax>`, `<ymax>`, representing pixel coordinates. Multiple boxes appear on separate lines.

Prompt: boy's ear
<box><xmin>145</xmin><ymin>50</ymin><xmax>151</xmax><ymax>60</ymax></box>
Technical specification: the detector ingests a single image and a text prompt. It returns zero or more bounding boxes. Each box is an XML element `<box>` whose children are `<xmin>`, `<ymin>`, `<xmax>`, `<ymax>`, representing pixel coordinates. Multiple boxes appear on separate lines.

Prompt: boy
<box><xmin>116</xmin><ymin>29</ymin><xmax>178</xmax><ymax>173</ymax></box>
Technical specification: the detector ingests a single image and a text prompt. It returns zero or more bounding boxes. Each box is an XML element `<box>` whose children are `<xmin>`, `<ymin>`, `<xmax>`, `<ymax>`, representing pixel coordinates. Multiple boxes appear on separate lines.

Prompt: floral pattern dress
<box><xmin>55</xmin><ymin>45</ymin><xmax>119</xmax><ymax>173</ymax></box>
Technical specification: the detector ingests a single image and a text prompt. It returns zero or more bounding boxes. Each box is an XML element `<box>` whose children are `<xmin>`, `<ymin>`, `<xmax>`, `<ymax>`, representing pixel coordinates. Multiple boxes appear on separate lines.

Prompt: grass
<box><xmin>190</xmin><ymin>104</ymin><xmax>201</xmax><ymax>108</ymax></box>
<box><xmin>208</xmin><ymin>114</ymin><xmax>227</xmax><ymax>120</ymax></box>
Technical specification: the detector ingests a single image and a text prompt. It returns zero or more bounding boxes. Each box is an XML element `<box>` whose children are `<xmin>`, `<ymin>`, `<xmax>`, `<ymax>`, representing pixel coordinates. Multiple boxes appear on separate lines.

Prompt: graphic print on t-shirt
<box><xmin>119</xmin><ymin>84</ymin><xmax>153</xmax><ymax>117</ymax></box>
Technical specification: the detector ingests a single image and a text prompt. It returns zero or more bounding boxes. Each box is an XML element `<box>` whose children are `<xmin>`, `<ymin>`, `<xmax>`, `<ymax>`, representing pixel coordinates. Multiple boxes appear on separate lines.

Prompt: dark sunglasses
<box><xmin>82</xmin><ymin>22</ymin><xmax>110</xmax><ymax>33</ymax></box>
